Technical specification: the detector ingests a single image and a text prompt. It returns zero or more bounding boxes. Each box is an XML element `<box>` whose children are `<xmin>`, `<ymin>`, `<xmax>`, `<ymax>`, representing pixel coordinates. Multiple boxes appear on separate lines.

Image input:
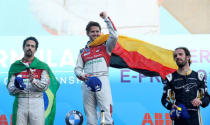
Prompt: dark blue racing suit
<box><xmin>161</xmin><ymin>70</ymin><xmax>209</xmax><ymax>125</ymax></box>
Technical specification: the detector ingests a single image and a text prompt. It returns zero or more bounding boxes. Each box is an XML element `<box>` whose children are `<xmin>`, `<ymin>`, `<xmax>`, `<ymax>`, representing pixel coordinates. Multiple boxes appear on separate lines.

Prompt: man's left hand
<box><xmin>192</xmin><ymin>98</ymin><xmax>202</xmax><ymax>107</ymax></box>
<box><xmin>29</xmin><ymin>73</ymin><xmax>34</xmax><ymax>82</ymax></box>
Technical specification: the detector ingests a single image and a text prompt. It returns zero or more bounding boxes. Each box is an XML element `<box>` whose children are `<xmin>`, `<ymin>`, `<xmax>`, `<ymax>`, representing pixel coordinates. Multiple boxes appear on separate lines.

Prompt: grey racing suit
<box><xmin>74</xmin><ymin>17</ymin><xmax>118</xmax><ymax>125</ymax></box>
<box><xmin>7</xmin><ymin>61</ymin><xmax>49</xmax><ymax>125</ymax></box>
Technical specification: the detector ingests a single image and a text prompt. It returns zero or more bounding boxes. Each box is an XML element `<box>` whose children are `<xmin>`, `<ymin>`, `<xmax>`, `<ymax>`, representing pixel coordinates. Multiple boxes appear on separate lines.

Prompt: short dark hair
<box><xmin>86</xmin><ymin>21</ymin><xmax>101</xmax><ymax>33</ymax></box>
<box><xmin>23</xmin><ymin>37</ymin><xmax>39</xmax><ymax>50</ymax></box>
<box><xmin>174</xmin><ymin>47</ymin><xmax>191</xmax><ymax>65</ymax></box>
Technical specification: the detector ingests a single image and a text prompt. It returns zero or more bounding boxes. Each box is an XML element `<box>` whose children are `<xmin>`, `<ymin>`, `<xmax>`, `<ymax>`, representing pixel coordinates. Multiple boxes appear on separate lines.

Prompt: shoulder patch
<box><xmin>80</xmin><ymin>48</ymin><xmax>84</xmax><ymax>54</ymax></box>
<box><xmin>198</xmin><ymin>72</ymin><xmax>205</xmax><ymax>81</ymax></box>
<box><xmin>166</xmin><ymin>73</ymin><xmax>173</xmax><ymax>82</ymax></box>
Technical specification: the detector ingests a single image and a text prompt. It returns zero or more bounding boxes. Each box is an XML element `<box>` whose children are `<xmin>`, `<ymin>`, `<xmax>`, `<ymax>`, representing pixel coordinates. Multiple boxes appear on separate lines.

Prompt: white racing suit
<box><xmin>7</xmin><ymin>61</ymin><xmax>49</xmax><ymax>125</ymax></box>
<box><xmin>74</xmin><ymin>17</ymin><xmax>118</xmax><ymax>125</ymax></box>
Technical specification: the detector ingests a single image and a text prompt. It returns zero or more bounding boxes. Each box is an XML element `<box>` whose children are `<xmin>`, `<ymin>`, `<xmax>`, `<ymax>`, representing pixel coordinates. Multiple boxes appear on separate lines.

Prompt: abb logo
<box><xmin>142</xmin><ymin>113</ymin><xmax>172</xmax><ymax>125</ymax></box>
<box><xmin>0</xmin><ymin>114</ymin><xmax>12</xmax><ymax>125</ymax></box>
<box><xmin>1</xmin><ymin>113</ymin><xmax>172</xmax><ymax>125</ymax></box>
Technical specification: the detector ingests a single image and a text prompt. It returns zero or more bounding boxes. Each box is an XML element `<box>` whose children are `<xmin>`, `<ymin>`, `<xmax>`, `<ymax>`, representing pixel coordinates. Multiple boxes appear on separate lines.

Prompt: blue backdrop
<box><xmin>0</xmin><ymin>36</ymin><xmax>209</xmax><ymax>125</ymax></box>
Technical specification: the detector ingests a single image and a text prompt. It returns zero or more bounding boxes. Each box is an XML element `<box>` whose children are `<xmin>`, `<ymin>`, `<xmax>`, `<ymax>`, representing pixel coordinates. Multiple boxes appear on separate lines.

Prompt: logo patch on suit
<box><xmin>96</xmin><ymin>49</ymin><xmax>101</xmax><ymax>53</ymax></box>
<box><xmin>84</xmin><ymin>52</ymin><xmax>90</xmax><ymax>56</ymax></box>
<box><xmin>85</xmin><ymin>48</ymin><xmax>90</xmax><ymax>52</ymax></box>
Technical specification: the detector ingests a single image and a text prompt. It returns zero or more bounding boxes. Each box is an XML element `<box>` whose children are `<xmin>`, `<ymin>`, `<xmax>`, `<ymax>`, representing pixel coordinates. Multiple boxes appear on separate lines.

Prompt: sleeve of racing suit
<box><xmin>161</xmin><ymin>75</ymin><xmax>173</xmax><ymax>110</ymax></box>
<box><xmin>32</xmin><ymin>70</ymin><xmax>49</xmax><ymax>91</ymax></box>
<box><xmin>104</xmin><ymin>17</ymin><xmax>118</xmax><ymax>55</ymax></box>
<box><xmin>198</xmin><ymin>72</ymin><xmax>210</xmax><ymax>108</ymax></box>
<box><xmin>74</xmin><ymin>52</ymin><xmax>85</xmax><ymax>80</ymax></box>
<box><xmin>7</xmin><ymin>75</ymin><xmax>25</xmax><ymax>96</ymax></box>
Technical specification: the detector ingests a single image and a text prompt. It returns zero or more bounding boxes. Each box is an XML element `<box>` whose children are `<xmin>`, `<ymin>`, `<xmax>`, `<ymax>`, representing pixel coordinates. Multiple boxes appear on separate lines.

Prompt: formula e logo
<box><xmin>65</xmin><ymin>110</ymin><xmax>83</xmax><ymax>125</ymax></box>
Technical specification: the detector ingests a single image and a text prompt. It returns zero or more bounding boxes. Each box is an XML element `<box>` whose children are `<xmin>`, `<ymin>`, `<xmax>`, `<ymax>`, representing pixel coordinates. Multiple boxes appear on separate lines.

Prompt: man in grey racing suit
<box><xmin>74</xmin><ymin>12</ymin><xmax>118</xmax><ymax>125</ymax></box>
<box><xmin>7</xmin><ymin>37</ymin><xmax>49</xmax><ymax>125</ymax></box>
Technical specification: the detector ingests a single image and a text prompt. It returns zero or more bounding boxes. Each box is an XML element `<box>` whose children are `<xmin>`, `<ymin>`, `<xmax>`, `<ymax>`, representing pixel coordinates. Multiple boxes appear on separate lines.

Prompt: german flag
<box><xmin>89</xmin><ymin>34</ymin><xmax>178</xmax><ymax>79</ymax></box>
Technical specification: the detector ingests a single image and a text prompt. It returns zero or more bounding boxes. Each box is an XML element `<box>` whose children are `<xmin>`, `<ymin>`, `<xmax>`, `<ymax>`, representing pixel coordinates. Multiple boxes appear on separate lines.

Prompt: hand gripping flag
<box><xmin>7</xmin><ymin>57</ymin><xmax>60</xmax><ymax>125</ymax></box>
<box><xmin>89</xmin><ymin>34</ymin><xmax>178</xmax><ymax>79</ymax></box>
<box><xmin>170</xmin><ymin>104</ymin><xmax>190</xmax><ymax>120</ymax></box>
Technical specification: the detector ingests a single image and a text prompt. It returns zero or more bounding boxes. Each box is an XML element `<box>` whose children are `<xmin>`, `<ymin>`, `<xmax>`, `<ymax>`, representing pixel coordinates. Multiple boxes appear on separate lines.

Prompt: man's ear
<box><xmin>35</xmin><ymin>48</ymin><xmax>37</xmax><ymax>52</ymax></box>
<box><xmin>187</xmin><ymin>55</ymin><xmax>191</xmax><ymax>62</ymax></box>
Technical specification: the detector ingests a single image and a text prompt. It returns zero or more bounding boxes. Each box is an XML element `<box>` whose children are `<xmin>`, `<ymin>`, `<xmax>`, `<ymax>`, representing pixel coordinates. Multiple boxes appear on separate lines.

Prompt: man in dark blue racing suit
<box><xmin>161</xmin><ymin>47</ymin><xmax>209</xmax><ymax>125</ymax></box>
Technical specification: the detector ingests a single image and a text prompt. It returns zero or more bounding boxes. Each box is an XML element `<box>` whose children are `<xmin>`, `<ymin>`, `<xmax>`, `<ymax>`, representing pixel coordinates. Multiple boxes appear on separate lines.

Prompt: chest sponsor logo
<box><xmin>174</xmin><ymin>78</ymin><xmax>183</xmax><ymax>82</ymax></box>
<box><xmin>96</xmin><ymin>49</ymin><xmax>101</xmax><ymax>53</ymax></box>
<box><xmin>84</xmin><ymin>52</ymin><xmax>90</xmax><ymax>56</ymax></box>
<box><xmin>175</xmin><ymin>82</ymin><xmax>197</xmax><ymax>92</ymax></box>
<box><xmin>86</xmin><ymin>59</ymin><xmax>103</xmax><ymax>65</ymax></box>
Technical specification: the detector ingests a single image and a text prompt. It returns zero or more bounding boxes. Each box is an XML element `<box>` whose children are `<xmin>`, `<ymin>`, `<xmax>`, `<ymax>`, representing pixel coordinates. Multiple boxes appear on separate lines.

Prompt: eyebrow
<box><xmin>26</xmin><ymin>44</ymin><xmax>35</xmax><ymax>47</ymax></box>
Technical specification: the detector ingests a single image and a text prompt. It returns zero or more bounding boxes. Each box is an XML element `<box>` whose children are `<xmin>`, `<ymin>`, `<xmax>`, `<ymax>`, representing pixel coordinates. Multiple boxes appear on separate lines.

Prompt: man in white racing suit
<box><xmin>7</xmin><ymin>37</ymin><xmax>49</xmax><ymax>125</ymax></box>
<box><xmin>74</xmin><ymin>12</ymin><xmax>118</xmax><ymax>125</ymax></box>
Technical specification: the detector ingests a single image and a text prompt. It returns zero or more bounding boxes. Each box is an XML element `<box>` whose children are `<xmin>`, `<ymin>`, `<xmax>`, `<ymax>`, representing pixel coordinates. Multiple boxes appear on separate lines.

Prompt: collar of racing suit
<box><xmin>177</xmin><ymin>69</ymin><xmax>192</xmax><ymax>76</ymax></box>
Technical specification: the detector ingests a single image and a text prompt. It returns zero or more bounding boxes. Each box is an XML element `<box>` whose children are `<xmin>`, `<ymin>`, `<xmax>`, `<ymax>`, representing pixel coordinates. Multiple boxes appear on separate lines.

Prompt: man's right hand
<box><xmin>78</xmin><ymin>74</ymin><xmax>88</xmax><ymax>81</ymax></box>
<box><xmin>14</xmin><ymin>76</ymin><xmax>26</xmax><ymax>90</ymax></box>
<box><xmin>172</xmin><ymin>104</ymin><xmax>178</xmax><ymax>109</ymax></box>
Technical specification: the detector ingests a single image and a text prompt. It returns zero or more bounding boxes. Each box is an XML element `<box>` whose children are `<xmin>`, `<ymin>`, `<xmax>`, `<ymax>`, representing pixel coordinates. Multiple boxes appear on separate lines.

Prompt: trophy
<box><xmin>167</xmin><ymin>89</ymin><xmax>175</xmax><ymax>104</ymax></box>
<box><xmin>197</xmin><ymin>89</ymin><xmax>204</xmax><ymax>99</ymax></box>
<box><xmin>100</xmin><ymin>110</ymin><xmax>105</xmax><ymax>125</ymax></box>
<box><xmin>65</xmin><ymin>110</ymin><xmax>83</xmax><ymax>125</ymax></box>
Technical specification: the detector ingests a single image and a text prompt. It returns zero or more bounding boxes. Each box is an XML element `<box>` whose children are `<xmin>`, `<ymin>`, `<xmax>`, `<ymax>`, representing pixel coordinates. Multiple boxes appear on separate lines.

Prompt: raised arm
<box><xmin>100</xmin><ymin>12</ymin><xmax>118</xmax><ymax>55</ymax></box>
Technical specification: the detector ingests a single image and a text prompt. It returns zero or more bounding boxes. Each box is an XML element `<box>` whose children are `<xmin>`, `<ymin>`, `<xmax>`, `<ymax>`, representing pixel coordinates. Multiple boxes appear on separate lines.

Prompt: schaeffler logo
<box><xmin>142</xmin><ymin>113</ymin><xmax>172</xmax><ymax>125</ymax></box>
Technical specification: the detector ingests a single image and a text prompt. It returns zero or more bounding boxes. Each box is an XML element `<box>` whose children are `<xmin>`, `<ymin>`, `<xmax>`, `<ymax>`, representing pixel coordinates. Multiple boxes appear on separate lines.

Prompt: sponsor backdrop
<box><xmin>0</xmin><ymin>35</ymin><xmax>209</xmax><ymax>125</ymax></box>
<box><xmin>0</xmin><ymin>0</ymin><xmax>209</xmax><ymax>125</ymax></box>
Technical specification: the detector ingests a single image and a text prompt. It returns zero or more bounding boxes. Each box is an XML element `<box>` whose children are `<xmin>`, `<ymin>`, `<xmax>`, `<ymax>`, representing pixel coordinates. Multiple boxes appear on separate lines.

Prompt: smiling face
<box><xmin>23</xmin><ymin>40</ymin><xmax>37</xmax><ymax>58</ymax></box>
<box><xmin>87</xmin><ymin>26</ymin><xmax>101</xmax><ymax>41</ymax></box>
<box><xmin>174</xmin><ymin>49</ymin><xmax>190</xmax><ymax>68</ymax></box>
